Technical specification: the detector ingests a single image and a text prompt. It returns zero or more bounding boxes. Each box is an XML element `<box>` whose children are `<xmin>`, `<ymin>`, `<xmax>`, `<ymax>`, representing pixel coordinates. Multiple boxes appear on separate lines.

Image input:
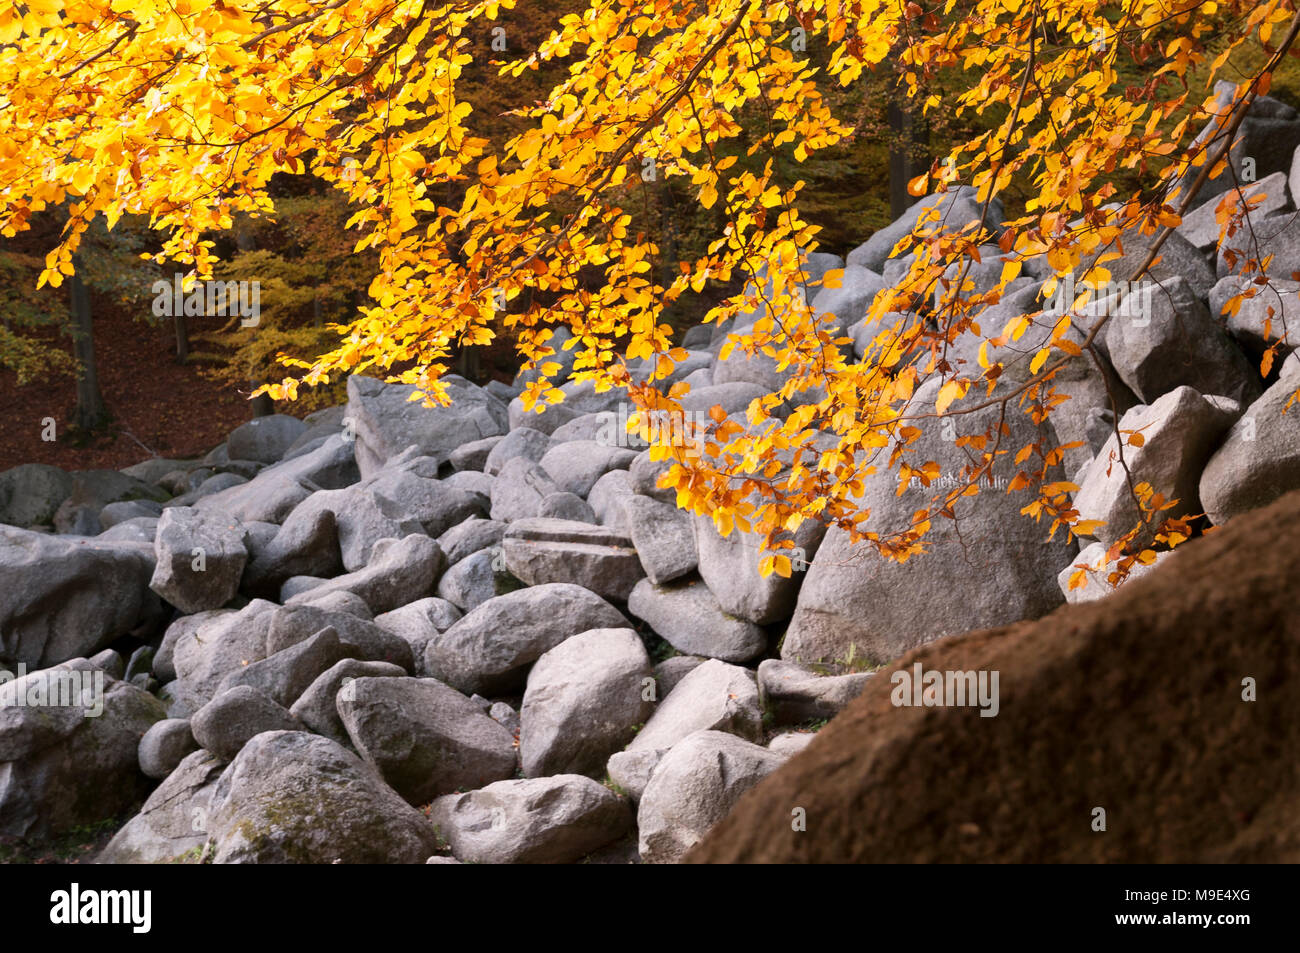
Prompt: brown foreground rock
<box><xmin>688</xmin><ymin>490</ymin><xmax>1300</xmax><ymax>863</ymax></box>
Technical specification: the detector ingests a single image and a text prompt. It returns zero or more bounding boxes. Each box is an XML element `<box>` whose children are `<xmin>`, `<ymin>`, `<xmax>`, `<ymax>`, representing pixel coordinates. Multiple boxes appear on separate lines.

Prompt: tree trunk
<box><xmin>173</xmin><ymin>311</ymin><xmax>189</xmax><ymax>363</ymax></box>
<box><xmin>68</xmin><ymin>262</ymin><xmax>107</xmax><ymax>431</ymax></box>
<box><xmin>659</xmin><ymin>179</ymin><xmax>679</xmax><ymax>297</ymax></box>
<box><xmin>249</xmin><ymin>384</ymin><xmax>275</xmax><ymax>417</ymax></box>
<box><xmin>456</xmin><ymin>346</ymin><xmax>481</xmax><ymax>382</ymax></box>
<box><xmin>234</xmin><ymin>222</ymin><xmax>275</xmax><ymax>416</ymax></box>
<box><xmin>888</xmin><ymin>93</ymin><xmax>929</xmax><ymax>219</ymax></box>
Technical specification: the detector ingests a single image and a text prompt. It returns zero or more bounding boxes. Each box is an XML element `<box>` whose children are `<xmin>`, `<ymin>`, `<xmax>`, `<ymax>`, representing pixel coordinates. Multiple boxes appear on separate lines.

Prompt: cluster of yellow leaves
<box><xmin>1066</xmin><ymin>482</ymin><xmax>1194</xmax><ymax>593</ymax></box>
<box><xmin>1</xmin><ymin>0</ymin><xmax>1296</xmax><ymax>580</ymax></box>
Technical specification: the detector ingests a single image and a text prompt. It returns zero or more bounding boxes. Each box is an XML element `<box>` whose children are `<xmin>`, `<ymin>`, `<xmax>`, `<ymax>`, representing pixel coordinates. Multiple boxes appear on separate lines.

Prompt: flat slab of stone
<box><xmin>501</xmin><ymin>518</ymin><xmax>644</xmax><ymax>602</ymax></box>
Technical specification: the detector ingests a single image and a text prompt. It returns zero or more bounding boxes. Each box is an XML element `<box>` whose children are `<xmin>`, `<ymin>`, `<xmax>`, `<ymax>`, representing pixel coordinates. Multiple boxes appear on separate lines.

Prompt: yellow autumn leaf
<box><xmin>936</xmin><ymin>379</ymin><xmax>965</xmax><ymax>414</ymax></box>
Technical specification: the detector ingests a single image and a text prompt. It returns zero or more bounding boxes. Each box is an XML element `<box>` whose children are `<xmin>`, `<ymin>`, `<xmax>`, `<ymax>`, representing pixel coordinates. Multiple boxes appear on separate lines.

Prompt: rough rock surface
<box><xmin>284</xmin><ymin>534</ymin><xmax>444</xmax><ymax>615</ymax></box>
<box><xmin>757</xmin><ymin>659</ymin><xmax>873</xmax><ymax>725</ymax></box>
<box><xmin>1073</xmin><ymin>387</ymin><xmax>1239</xmax><ymax>546</ymax></box>
<box><xmin>627</xmin><ymin>577</ymin><xmax>765</xmax><ymax>663</ymax></box>
<box><xmin>638</xmin><ymin>731</ymin><xmax>784</xmax><ymax>864</ymax></box>
<box><xmin>1199</xmin><ymin>354</ymin><xmax>1300</xmax><ymax>525</ymax></box>
<box><xmin>429</xmin><ymin>775</ymin><xmax>632</xmax><ymax>863</ymax></box>
<box><xmin>438</xmin><ymin>517</ymin><xmax>507</xmax><ymax>565</ymax></box>
<box><xmin>1</xmin><ymin>662</ymin><xmax>166</xmax><ymax>839</ymax></box>
<box><xmin>266</xmin><ymin>604</ymin><xmax>414</xmax><ymax>672</ymax></box>
<box><xmin>150</xmin><ymin>507</ymin><xmax>248</xmax><ymax>612</ymax></box>
<box><xmin>0</xmin><ymin>464</ymin><xmax>74</xmax><ymax>528</ymax></box>
<box><xmin>426</xmin><ymin>583</ymin><xmax>628</xmax><ymax>695</ymax></box>
<box><xmin>289</xmin><ymin>658</ymin><xmax>407</xmax><ymax>744</ymax></box>
<box><xmin>0</xmin><ymin>527</ymin><xmax>164</xmax><ymax>668</ymax></box>
<box><xmin>622</xmin><ymin>495</ymin><xmax>697</xmax><ymax>584</ymax></box>
<box><xmin>628</xmin><ymin>658</ymin><xmax>763</xmax><ymax>755</ymax></box>
<box><xmin>519</xmin><ymin>627</ymin><xmax>654</xmax><ymax>778</ymax></box>
<box><xmin>226</xmin><ymin>415</ymin><xmax>307</xmax><ymax>465</ymax></box>
<box><xmin>538</xmin><ymin>441</ymin><xmax>637</xmax><ymax>498</ymax></box>
<box><xmin>190</xmin><ymin>685</ymin><xmax>301</xmax><ymax>761</ymax></box>
<box><xmin>215</xmin><ymin>627</ymin><xmax>356</xmax><ymax>707</ymax></box>
<box><xmin>781</xmin><ymin>376</ymin><xmax>1075</xmax><ymax>668</ymax></box>
<box><xmin>194</xmin><ymin>434</ymin><xmax>359</xmax><ymax>524</ymax></box>
<box><xmin>1104</xmin><ymin>275</ymin><xmax>1261</xmax><ymax>406</ymax></box>
<box><xmin>501</xmin><ymin>518</ymin><xmax>644</xmax><ymax>602</ymax></box>
<box><xmin>693</xmin><ymin>511</ymin><xmax>825</xmax><ymax>625</ymax></box>
<box><xmin>97</xmin><ymin>750</ymin><xmax>225</xmax><ymax>863</ymax></box>
<box><xmin>436</xmin><ymin>547</ymin><xmax>523</xmax><ymax>612</ymax></box>
<box><xmin>690</xmin><ymin>488</ymin><xmax>1300</xmax><ymax>863</ymax></box>
<box><xmin>489</xmin><ymin>457</ymin><xmax>562</xmax><ymax>523</ymax></box>
<box><xmin>372</xmin><ymin>597</ymin><xmax>462</xmax><ymax>670</ymax></box>
<box><xmin>204</xmin><ymin>731</ymin><xmax>440</xmax><ymax>863</ymax></box>
<box><xmin>337</xmin><ymin>676</ymin><xmax>517</xmax><ymax>804</ymax></box>
<box><xmin>138</xmin><ymin>718</ymin><xmax>200</xmax><ymax>780</ymax></box>
<box><xmin>346</xmin><ymin>375</ymin><xmax>508</xmax><ymax>478</ymax></box>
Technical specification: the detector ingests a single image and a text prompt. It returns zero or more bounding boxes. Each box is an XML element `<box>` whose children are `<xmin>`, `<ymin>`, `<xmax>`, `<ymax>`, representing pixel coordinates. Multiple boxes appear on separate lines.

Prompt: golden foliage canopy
<box><xmin>2</xmin><ymin>0</ymin><xmax>1297</xmax><ymax>577</ymax></box>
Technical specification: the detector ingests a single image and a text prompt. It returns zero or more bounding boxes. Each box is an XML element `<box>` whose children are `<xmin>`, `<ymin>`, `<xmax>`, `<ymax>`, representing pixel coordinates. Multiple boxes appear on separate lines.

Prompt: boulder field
<box><xmin>2</xmin><ymin>82</ymin><xmax>1299</xmax><ymax>862</ymax></box>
